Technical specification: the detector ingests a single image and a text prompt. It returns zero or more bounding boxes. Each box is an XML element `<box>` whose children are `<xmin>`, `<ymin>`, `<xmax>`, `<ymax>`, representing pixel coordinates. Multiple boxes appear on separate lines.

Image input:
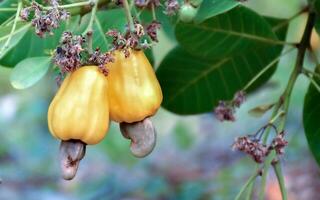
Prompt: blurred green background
<box><xmin>1</xmin><ymin>0</ymin><xmax>320</xmax><ymax>199</ymax></box>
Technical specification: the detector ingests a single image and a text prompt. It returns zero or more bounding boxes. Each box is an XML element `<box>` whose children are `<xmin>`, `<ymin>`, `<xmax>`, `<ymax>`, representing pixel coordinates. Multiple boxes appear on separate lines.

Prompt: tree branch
<box><xmin>236</xmin><ymin>10</ymin><xmax>316</xmax><ymax>200</ymax></box>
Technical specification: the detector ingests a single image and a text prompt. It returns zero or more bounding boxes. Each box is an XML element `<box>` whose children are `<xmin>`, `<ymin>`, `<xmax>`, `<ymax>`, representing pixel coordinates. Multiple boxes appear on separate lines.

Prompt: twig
<box><xmin>235</xmin><ymin>169</ymin><xmax>261</xmax><ymax>200</ymax></box>
<box><xmin>278</xmin><ymin>11</ymin><xmax>316</xmax><ymax>131</ymax></box>
<box><xmin>0</xmin><ymin>8</ymin><xmax>17</xmax><ymax>12</ymax></box>
<box><xmin>151</xmin><ymin>3</ymin><xmax>156</xmax><ymax>20</ymax></box>
<box><xmin>273</xmin><ymin>7</ymin><xmax>308</xmax><ymax>32</ymax></box>
<box><xmin>0</xmin><ymin>2</ymin><xmax>23</xmax><ymax>56</ymax></box>
<box><xmin>260</xmin><ymin>11</ymin><xmax>316</xmax><ymax>200</ymax></box>
<box><xmin>302</xmin><ymin>67</ymin><xmax>320</xmax><ymax>79</ymax></box>
<box><xmin>83</xmin><ymin>0</ymin><xmax>99</xmax><ymax>54</ymax></box>
<box><xmin>243</xmin><ymin>48</ymin><xmax>295</xmax><ymax>91</ymax></box>
<box><xmin>122</xmin><ymin>0</ymin><xmax>135</xmax><ymax>32</ymax></box>
<box><xmin>43</xmin><ymin>1</ymin><xmax>92</xmax><ymax>10</ymax></box>
<box><xmin>273</xmin><ymin>162</ymin><xmax>288</xmax><ymax>200</ymax></box>
<box><xmin>258</xmin><ymin>151</ymin><xmax>276</xmax><ymax>200</ymax></box>
<box><xmin>303</xmin><ymin>72</ymin><xmax>320</xmax><ymax>93</ymax></box>
<box><xmin>237</xmin><ymin>9</ymin><xmax>316</xmax><ymax>200</ymax></box>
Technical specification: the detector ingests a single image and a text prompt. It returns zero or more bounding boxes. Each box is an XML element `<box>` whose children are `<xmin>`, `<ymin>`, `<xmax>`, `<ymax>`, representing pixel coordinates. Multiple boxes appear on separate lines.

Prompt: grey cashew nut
<box><xmin>120</xmin><ymin>117</ymin><xmax>157</xmax><ymax>158</ymax></box>
<box><xmin>59</xmin><ymin>140</ymin><xmax>86</xmax><ymax>180</ymax></box>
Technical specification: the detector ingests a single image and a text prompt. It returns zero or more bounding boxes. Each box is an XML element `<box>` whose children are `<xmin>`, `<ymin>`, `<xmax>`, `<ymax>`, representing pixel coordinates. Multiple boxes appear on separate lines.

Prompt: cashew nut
<box><xmin>120</xmin><ymin>117</ymin><xmax>157</xmax><ymax>158</ymax></box>
<box><xmin>59</xmin><ymin>140</ymin><xmax>86</xmax><ymax>180</ymax></box>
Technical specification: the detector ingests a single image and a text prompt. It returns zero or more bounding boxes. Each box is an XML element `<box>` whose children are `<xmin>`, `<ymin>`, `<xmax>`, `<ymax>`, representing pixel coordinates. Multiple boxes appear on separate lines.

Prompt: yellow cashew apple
<box><xmin>107</xmin><ymin>50</ymin><xmax>163</xmax><ymax>123</ymax></box>
<box><xmin>48</xmin><ymin>66</ymin><xmax>110</xmax><ymax>145</ymax></box>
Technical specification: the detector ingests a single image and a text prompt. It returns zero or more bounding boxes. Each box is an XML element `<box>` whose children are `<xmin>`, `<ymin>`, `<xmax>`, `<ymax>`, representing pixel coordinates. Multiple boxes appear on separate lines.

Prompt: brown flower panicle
<box><xmin>20</xmin><ymin>0</ymin><xmax>69</xmax><ymax>37</ymax></box>
<box><xmin>164</xmin><ymin>0</ymin><xmax>180</xmax><ymax>16</ymax></box>
<box><xmin>106</xmin><ymin>20</ymin><xmax>159</xmax><ymax>57</ymax></box>
<box><xmin>88</xmin><ymin>48</ymin><xmax>114</xmax><ymax>76</ymax></box>
<box><xmin>214</xmin><ymin>101</ymin><xmax>235</xmax><ymax>122</ymax></box>
<box><xmin>214</xmin><ymin>90</ymin><xmax>246</xmax><ymax>122</ymax></box>
<box><xmin>135</xmin><ymin>0</ymin><xmax>160</xmax><ymax>8</ymax></box>
<box><xmin>233</xmin><ymin>91</ymin><xmax>246</xmax><ymax>107</ymax></box>
<box><xmin>53</xmin><ymin>31</ymin><xmax>115</xmax><ymax>85</ymax></box>
<box><xmin>146</xmin><ymin>20</ymin><xmax>161</xmax><ymax>42</ymax></box>
<box><xmin>270</xmin><ymin>131</ymin><xmax>288</xmax><ymax>155</ymax></box>
<box><xmin>232</xmin><ymin>136</ymin><xmax>268</xmax><ymax>163</ymax></box>
<box><xmin>53</xmin><ymin>32</ymin><xmax>84</xmax><ymax>74</ymax></box>
<box><xmin>233</xmin><ymin>126</ymin><xmax>288</xmax><ymax>163</ymax></box>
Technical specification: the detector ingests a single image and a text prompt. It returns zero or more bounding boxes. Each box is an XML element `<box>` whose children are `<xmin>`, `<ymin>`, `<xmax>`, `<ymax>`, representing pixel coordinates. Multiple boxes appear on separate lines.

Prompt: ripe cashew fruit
<box><xmin>48</xmin><ymin>66</ymin><xmax>110</xmax><ymax>145</ymax></box>
<box><xmin>107</xmin><ymin>50</ymin><xmax>163</xmax><ymax>123</ymax></box>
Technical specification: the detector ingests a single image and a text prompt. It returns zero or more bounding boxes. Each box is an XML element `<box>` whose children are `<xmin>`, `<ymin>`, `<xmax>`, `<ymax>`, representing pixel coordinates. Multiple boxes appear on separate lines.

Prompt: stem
<box><xmin>258</xmin><ymin>151</ymin><xmax>276</xmax><ymax>200</ymax></box>
<box><xmin>83</xmin><ymin>0</ymin><xmax>99</xmax><ymax>54</ymax></box>
<box><xmin>0</xmin><ymin>1</ymin><xmax>93</xmax><ymax>12</ymax></box>
<box><xmin>273</xmin><ymin>7</ymin><xmax>308</xmax><ymax>32</ymax></box>
<box><xmin>244</xmin><ymin>181</ymin><xmax>254</xmax><ymax>200</ymax></box>
<box><xmin>278</xmin><ymin>11</ymin><xmax>316</xmax><ymax>131</ymax></box>
<box><xmin>39</xmin><ymin>0</ymin><xmax>109</xmax><ymax>16</ymax></box>
<box><xmin>0</xmin><ymin>2</ymin><xmax>22</xmax><ymax>56</ymax></box>
<box><xmin>243</xmin><ymin>48</ymin><xmax>295</xmax><ymax>91</ymax></box>
<box><xmin>273</xmin><ymin>162</ymin><xmax>288</xmax><ymax>200</ymax></box>
<box><xmin>43</xmin><ymin>1</ymin><xmax>92</xmax><ymax>10</ymax></box>
<box><xmin>260</xmin><ymin>11</ymin><xmax>316</xmax><ymax>200</ymax></box>
<box><xmin>269</xmin><ymin>110</ymin><xmax>285</xmax><ymax>124</ymax></box>
<box><xmin>245</xmin><ymin>166</ymin><xmax>260</xmax><ymax>200</ymax></box>
<box><xmin>238</xmin><ymin>10</ymin><xmax>316</xmax><ymax>200</ymax></box>
<box><xmin>0</xmin><ymin>8</ymin><xmax>17</xmax><ymax>12</ymax></box>
<box><xmin>122</xmin><ymin>0</ymin><xmax>135</xmax><ymax>32</ymax></box>
<box><xmin>304</xmin><ymin>72</ymin><xmax>320</xmax><ymax>92</ymax></box>
<box><xmin>0</xmin><ymin>15</ymin><xmax>15</xmax><ymax>27</ymax></box>
<box><xmin>151</xmin><ymin>3</ymin><xmax>156</xmax><ymax>20</ymax></box>
<box><xmin>130</xmin><ymin>3</ymin><xmax>154</xmax><ymax>44</ymax></box>
<box><xmin>235</xmin><ymin>171</ymin><xmax>260</xmax><ymax>200</ymax></box>
<box><xmin>302</xmin><ymin>67</ymin><xmax>320</xmax><ymax>79</ymax></box>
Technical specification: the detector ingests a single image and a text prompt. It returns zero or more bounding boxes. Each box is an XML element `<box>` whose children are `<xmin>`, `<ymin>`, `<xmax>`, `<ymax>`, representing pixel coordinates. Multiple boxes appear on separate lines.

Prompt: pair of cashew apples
<box><xmin>47</xmin><ymin>49</ymin><xmax>163</xmax><ymax>180</ymax></box>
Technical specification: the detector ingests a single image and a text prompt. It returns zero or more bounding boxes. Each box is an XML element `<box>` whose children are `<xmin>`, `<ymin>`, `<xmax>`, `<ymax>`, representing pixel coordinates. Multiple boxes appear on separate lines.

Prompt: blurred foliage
<box><xmin>1</xmin><ymin>0</ymin><xmax>320</xmax><ymax>200</ymax></box>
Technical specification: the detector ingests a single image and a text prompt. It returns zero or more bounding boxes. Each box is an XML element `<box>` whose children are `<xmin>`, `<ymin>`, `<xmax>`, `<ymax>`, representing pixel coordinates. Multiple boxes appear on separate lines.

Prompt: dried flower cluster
<box><xmin>53</xmin><ymin>32</ymin><xmax>84</xmax><ymax>74</ymax></box>
<box><xmin>214</xmin><ymin>101</ymin><xmax>235</xmax><ymax>122</ymax></box>
<box><xmin>134</xmin><ymin>0</ymin><xmax>160</xmax><ymax>8</ymax></box>
<box><xmin>53</xmin><ymin>32</ymin><xmax>115</xmax><ymax>84</ymax></box>
<box><xmin>118</xmin><ymin>0</ymin><xmax>178</xmax><ymax>16</ymax></box>
<box><xmin>88</xmin><ymin>48</ymin><xmax>114</xmax><ymax>76</ymax></box>
<box><xmin>232</xmin><ymin>136</ymin><xmax>268</xmax><ymax>163</ymax></box>
<box><xmin>164</xmin><ymin>0</ymin><xmax>180</xmax><ymax>16</ymax></box>
<box><xmin>20</xmin><ymin>0</ymin><xmax>69</xmax><ymax>37</ymax></box>
<box><xmin>214</xmin><ymin>91</ymin><xmax>246</xmax><ymax>122</ymax></box>
<box><xmin>145</xmin><ymin>20</ymin><xmax>161</xmax><ymax>42</ymax></box>
<box><xmin>270</xmin><ymin>131</ymin><xmax>288</xmax><ymax>155</ymax></box>
<box><xmin>107</xmin><ymin>20</ymin><xmax>160</xmax><ymax>57</ymax></box>
<box><xmin>232</xmin><ymin>128</ymin><xmax>288</xmax><ymax>163</ymax></box>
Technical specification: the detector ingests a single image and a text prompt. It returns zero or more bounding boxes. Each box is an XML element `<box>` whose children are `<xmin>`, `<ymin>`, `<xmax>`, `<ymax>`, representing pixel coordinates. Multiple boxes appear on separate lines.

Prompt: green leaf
<box><xmin>264</xmin><ymin>16</ymin><xmax>288</xmax><ymax>41</ymax></box>
<box><xmin>175</xmin><ymin>6</ymin><xmax>279</xmax><ymax>60</ymax></box>
<box><xmin>194</xmin><ymin>0</ymin><xmax>239</xmax><ymax>23</ymax></box>
<box><xmin>157</xmin><ymin>9</ymin><xmax>287</xmax><ymax>115</ymax></box>
<box><xmin>0</xmin><ymin>16</ymin><xmax>80</xmax><ymax>68</ymax></box>
<box><xmin>144</xmin><ymin>47</ymin><xmax>155</xmax><ymax>66</ymax></box>
<box><xmin>0</xmin><ymin>0</ymin><xmax>16</xmax><ymax>24</ymax></box>
<box><xmin>303</xmin><ymin>75</ymin><xmax>320</xmax><ymax>166</ymax></box>
<box><xmin>0</xmin><ymin>22</ymin><xmax>30</xmax><ymax>60</ymax></box>
<box><xmin>315</xmin><ymin>0</ymin><xmax>320</xmax><ymax>16</ymax></box>
<box><xmin>10</xmin><ymin>56</ymin><xmax>51</xmax><ymax>89</ymax></box>
<box><xmin>315</xmin><ymin>19</ymin><xmax>320</xmax><ymax>36</ymax></box>
<box><xmin>75</xmin><ymin>9</ymin><xmax>127</xmax><ymax>51</ymax></box>
<box><xmin>157</xmin><ymin>42</ymin><xmax>281</xmax><ymax>114</ymax></box>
